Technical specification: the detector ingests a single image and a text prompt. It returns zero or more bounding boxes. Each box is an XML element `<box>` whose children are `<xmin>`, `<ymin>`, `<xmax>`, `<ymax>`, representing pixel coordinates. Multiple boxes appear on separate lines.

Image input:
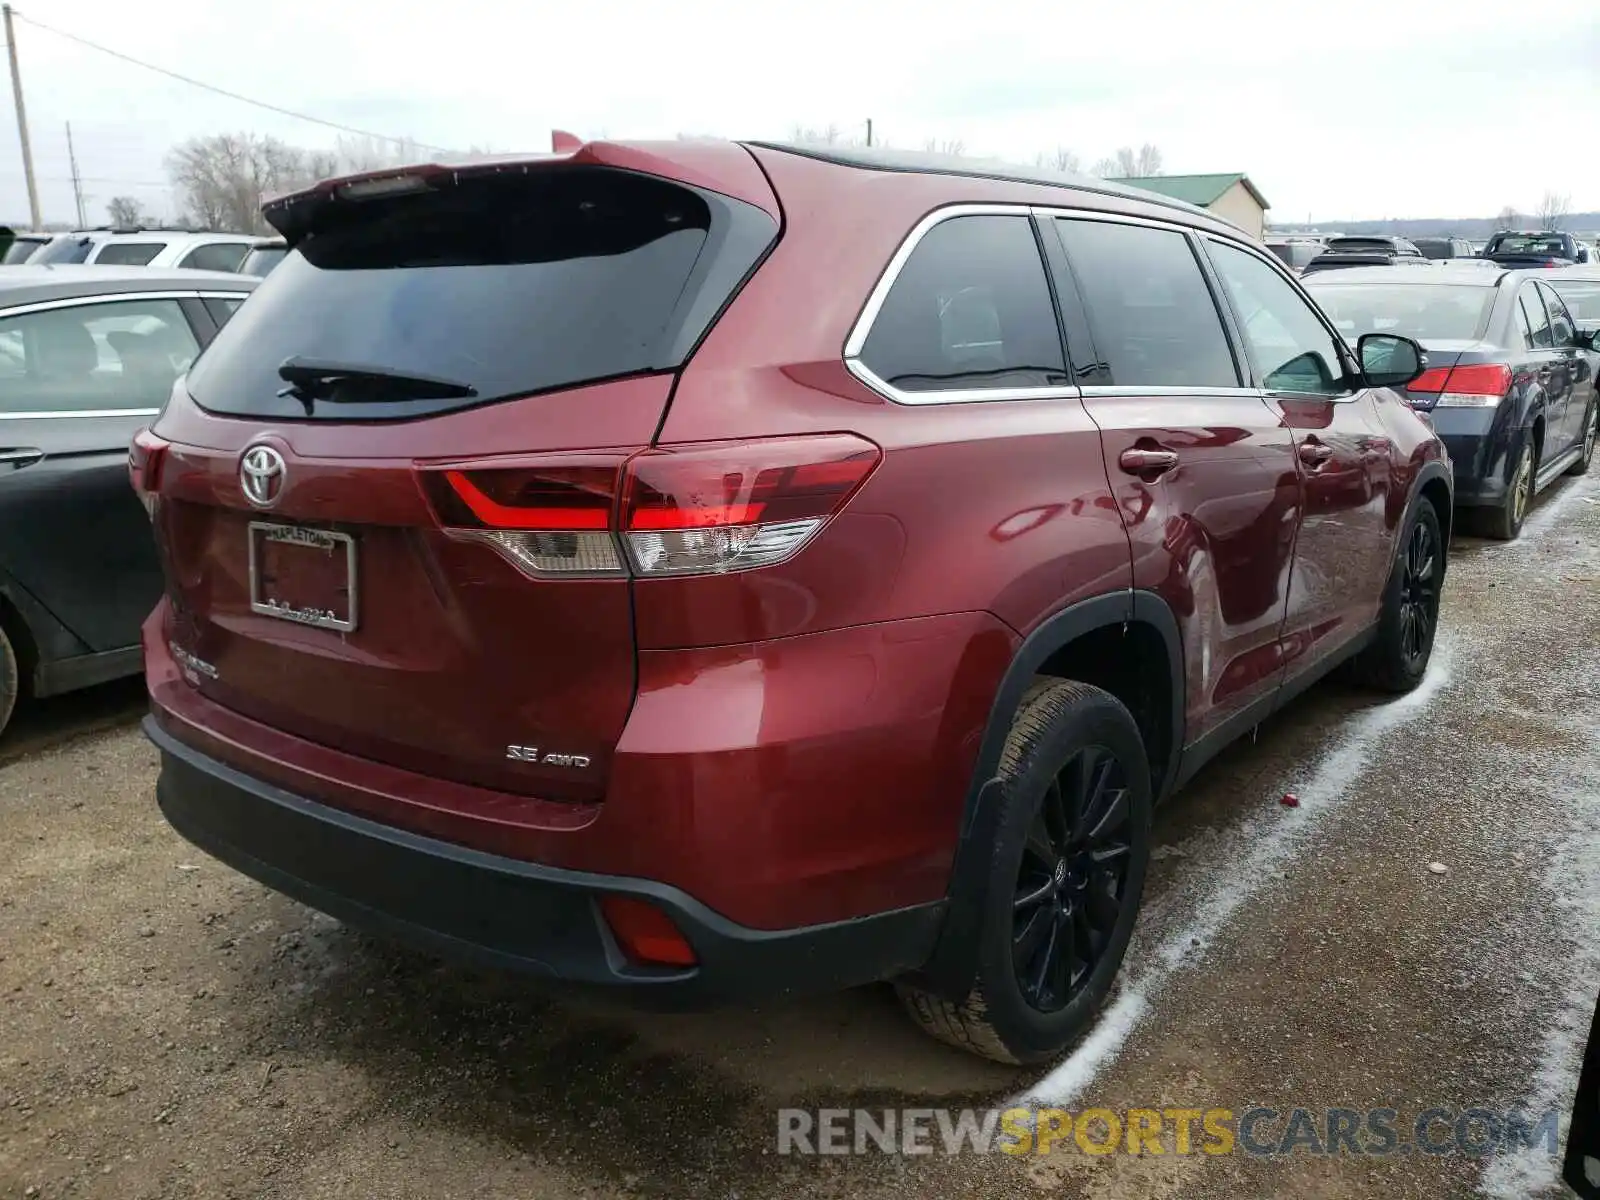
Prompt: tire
<box><xmin>896</xmin><ymin>680</ymin><xmax>1153</xmax><ymax>1064</ymax></box>
<box><xmin>1567</xmin><ymin>404</ymin><xmax>1596</xmax><ymax>476</ymax></box>
<box><xmin>1349</xmin><ymin>499</ymin><xmax>1444</xmax><ymax>694</ymax></box>
<box><xmin>0</xmin><ymin>625</ymin><xmax>16</xmax><ymax>739</ymax></box>
<box><xmin>1485</xmin><ymin>439</ymin><xmax>1535</xmax><ymax>541</ymax></box>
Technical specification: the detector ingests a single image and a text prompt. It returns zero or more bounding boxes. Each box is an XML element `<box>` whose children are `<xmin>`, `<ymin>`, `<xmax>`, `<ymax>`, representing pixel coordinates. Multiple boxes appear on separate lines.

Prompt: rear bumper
<box><xmin>148</xmin><ymin>715</ymin><xmax>943</xmax><ymax>1005</ymax></box>
<box><xmin>1431</xmin><ymin>407</ymin><xmax>1511</xmax><ymax>506</ymax></box>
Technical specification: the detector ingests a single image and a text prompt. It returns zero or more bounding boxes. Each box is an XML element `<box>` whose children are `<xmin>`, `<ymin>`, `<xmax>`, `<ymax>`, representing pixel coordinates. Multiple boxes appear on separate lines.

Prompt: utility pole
<box><xmin>66</xmin><ymin>122</ymin><xmax>86</xmax><ymax>228</ymax></box>
<box><xmin>3</xmin><ymin>3</ymin><xmax>41</xmax><ymax>229</ymax></box>
<box><xmin>865</xmin><ymin>119</ymin><xmax>873</xmax><ymax>148</ymax></box>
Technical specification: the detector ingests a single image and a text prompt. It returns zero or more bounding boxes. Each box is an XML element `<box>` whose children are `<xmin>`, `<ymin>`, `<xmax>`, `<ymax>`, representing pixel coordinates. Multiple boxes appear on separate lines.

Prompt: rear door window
<box><xmin>0</xmin><ymin>298</ymin><xmax>201</xmax><ymax>413</ymax></box>
<box><xmin>95</xmin><ymin>242</ymin><xmax>165</xmax><ymax>266</ymax></box>
<box><xmin>857</xmin><ymin>214</ymin><xmax>1066</xmax><ymax>394</ymax></box>
<box><xmin>1053</xmin><ymin>218</ymin><xmax>1239</xmax><ymax>388</ymax></box>
<box><xmin>185</xmin><ymin>166</ymin><xmax>777</xmax><ymax>421</ymax></box>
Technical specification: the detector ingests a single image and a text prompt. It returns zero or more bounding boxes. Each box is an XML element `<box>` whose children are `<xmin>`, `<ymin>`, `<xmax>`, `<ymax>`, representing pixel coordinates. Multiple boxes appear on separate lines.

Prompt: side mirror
<box><xmin>1358</xmin><ymin>333</ymin><xmax>1426</xmax><ymax>388</ymax></box>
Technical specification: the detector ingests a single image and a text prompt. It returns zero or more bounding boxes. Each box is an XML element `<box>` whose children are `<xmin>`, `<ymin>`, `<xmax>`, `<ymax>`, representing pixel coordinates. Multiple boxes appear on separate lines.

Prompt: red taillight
<box><xmin>436</xmin><ymin>466</ymin><xmax>615</xmax><ymax>531</ymax></box>
<box><xmin>419</xmin><ymin>435</ymin><xmax>882</xmax><ymax>579</ymax></box>
<box><xmin>128</xmin><ymin>427</ymin><xmax>169</xmax><ymax>518</ymax></box>
<box><xmin>598</xmin><ymin>895</ymin><xmax>697</xmax><ymax>968</ymax></box>
<box><xmin>1408</xmin><ymin>363</ymin><xmax>1512</xmax><ymax>396</ymax></box>
<box><xmin>621</xmin><ymin>434</ymin><xmax>881</xmax><ymax>575</ymax></box>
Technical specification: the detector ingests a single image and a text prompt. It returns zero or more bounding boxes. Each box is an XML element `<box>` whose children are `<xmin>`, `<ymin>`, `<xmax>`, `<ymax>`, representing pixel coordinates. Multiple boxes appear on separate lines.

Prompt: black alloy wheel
<box><xmin>1012</xmin><ymin>745</ymin><xmax>1133</xmax><ymax>1014</ymax></box>
<box><xmin>1398</xmin><ymin>514</ymin><xmax>1440</xmax><ymax>672</ymax></box>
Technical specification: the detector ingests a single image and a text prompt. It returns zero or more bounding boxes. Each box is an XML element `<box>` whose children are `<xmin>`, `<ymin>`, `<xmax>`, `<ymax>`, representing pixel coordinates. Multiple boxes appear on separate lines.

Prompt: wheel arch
<box><xmin>915</xmin><ymin>589</ymin><xmax>1183</xmax><ymax>1000</ymax></box>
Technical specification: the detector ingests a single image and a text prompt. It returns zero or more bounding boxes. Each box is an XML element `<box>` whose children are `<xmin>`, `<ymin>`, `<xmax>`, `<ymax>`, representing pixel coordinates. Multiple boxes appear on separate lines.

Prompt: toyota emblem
<box><xmin>240</xmin><ymin>445</ymin><xmax>286</xmax><ymax>508</ymax></box>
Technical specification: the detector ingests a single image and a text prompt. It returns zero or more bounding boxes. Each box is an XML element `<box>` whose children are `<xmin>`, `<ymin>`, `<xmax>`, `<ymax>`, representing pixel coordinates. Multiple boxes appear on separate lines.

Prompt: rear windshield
<box><xmin>1325</xmin><ymin>237</ymin><xmax>1394</xmax><ymax>252</ymax></box>
<box><xmin>1413</xmin><ymin>239</ymin><xmax>1453</xmax><ymax>260</ymax></box>
<box><xmin>33</xmin><ymin>236</ymin><xmax>95</xmax><ymax>265</ymax></box>
<box><xmin>1307</xmin><ymin>282</ymin><xmax>1495</xmax><ymax>341</ymax></box>
<box><xmin>1487</xmin><ymin>234</ymin><xmax>1567</xmax><ymax>256</ymax></box>
<box><xmin>1</xmin><ymin>237</ymin><xmax>46</xmax><ymax>264</ymax></box>
<box><xmin>1549</xmin><ymin>280</ymin><xmax>1600</xmax><ymax>322</ymax></box>
<box><xmin>186</xmin><ymin>166</ymin><xmax>777</xmax><ymax>421</ymax></box>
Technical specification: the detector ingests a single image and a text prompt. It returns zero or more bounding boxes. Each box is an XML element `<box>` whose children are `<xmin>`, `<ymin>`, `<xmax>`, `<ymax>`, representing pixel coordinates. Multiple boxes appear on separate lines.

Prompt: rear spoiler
<box><xmin>259</xmin><ymin>139</ymin><xmax>782</xmax><ymax>246</ymax></box>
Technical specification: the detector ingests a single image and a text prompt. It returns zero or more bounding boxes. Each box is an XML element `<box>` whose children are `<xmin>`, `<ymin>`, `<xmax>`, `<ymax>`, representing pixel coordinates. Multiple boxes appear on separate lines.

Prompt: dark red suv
<box><xmin>134</xmin><ymin>140</ymin><xmax>1450</xmax><ymax>1064</ymax></box>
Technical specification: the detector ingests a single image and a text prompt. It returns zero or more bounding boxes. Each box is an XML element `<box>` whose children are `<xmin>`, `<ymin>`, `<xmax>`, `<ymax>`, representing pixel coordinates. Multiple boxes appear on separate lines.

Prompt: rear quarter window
<box><xmin>95</xmin><ymin>242</ymin><xmax>166</xmax><ymax>266</ymax></box>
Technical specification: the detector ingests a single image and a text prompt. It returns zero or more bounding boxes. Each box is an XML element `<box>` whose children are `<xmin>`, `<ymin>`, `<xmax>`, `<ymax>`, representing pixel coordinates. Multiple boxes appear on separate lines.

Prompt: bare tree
<box><xmin>165</xmin><ymin>133</ymin><xmax>383</xmax><ymax>233</ymax></box>
<box><xmin>1036</xmin><ymin>147</ymin><xmax>1082</xmax><ymax>173</ymax></box>
<box><xmin>105</xmin><ymin>195</ymin><xmax>149</xmax><ymax>228</ymax></box>
<box><xmin>1090</xmin><ymin>157</ymin><xmax>1119</xmax><ymax>178</ymax></box>
<box><xmin>923</xmin><ymin>137</ymin><xmax>966</xmax><ymax>157</ymax></box>
<box><xmin>1536</xmin><ymin>191</ymin><xmax>1570</xmax><ymax>230</ymax></box>
<box><xmin>1495</xmin><ymin>206</ymin><xmax>1521</xmax><ymax>228</ymax></box>
<box><xmin>331</xmin><ymin>133</ymin><xmax>426</xmax><ymax>173</ymax></box>
<box><xmin>792</xmin><ymin>123</ymin><xmax>847</xmax><ymax>146</ymax></box>
<box><xmin>1112</xmin><ymin>143</ymin><xmax>1164</xmax><ymax>178</ymax></box>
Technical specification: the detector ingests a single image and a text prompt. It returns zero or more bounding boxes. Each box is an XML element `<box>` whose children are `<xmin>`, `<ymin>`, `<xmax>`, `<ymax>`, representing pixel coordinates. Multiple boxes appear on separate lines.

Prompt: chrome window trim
<box><xmin>1029</xmin><ymin>204</ymin><xmax>1205</xmax><ymax>236</ymax></box>
<box><xmin>0</xmin><ymin>408</ymin><xmax>160</xmax><ymax>420</ymax></box>
<box><xmin>1079</xmin><ymin>385</ymin><xmax>1265</xmax><ymax>399</ymax></box>
<box><xmin>0</xmin><ymin>290</ymin><xmax>239</xmax><ymax>319</ymax></box>
<box><xmin>846</xmin><ymin>358</ymin><xmax>1081</xmax><ymax>406</ymax></box>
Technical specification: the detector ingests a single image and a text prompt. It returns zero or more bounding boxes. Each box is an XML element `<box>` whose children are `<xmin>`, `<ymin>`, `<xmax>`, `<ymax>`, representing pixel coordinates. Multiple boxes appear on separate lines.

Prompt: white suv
<box><xmin>31</xmin><ymin>229</ymin><xmax>256</xmax><ymax>272</ymax></box>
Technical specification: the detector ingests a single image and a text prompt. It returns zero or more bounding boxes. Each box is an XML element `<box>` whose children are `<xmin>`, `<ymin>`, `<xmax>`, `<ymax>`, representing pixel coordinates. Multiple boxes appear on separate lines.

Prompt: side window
<box><xmin>0</xmin><ymin>298</ymin><xmax>202</xmax><ymax>414</ymax></box>
<box><xmin>203</xmin><ymin>296</ymin><xmax>245</xmax><ymax>328</ymax></box>
<box><xmin>1054</xmin><ymin>218</ymin><xmax>1238</xmax><ymax>388</ymax></box>
<box><xmin>95</xmin><ymin>242</ymin><xmax>165</xmax><ymax>266</ymax></box>
<box><xmin>1539</xmin><ymin>283</ymin><xmax>1576</xmax><ymax>348</ymax></box>
<box><xmin>857</xmin><ymin>214</ymin><xmax>1066</xmax><ymax>394</ymax></box>
<box><xmin>180</xmin><ymin>243</ymin><xmax>249</xmax><ymax>273</ymax></box>
<box><xmin>1207</xmin><ymin>240</ymin><xmax>1347</xmax><ymax>395</ymax></box>
<box><xmin>1520</xmin><ymin>288</ymin><xmax>1553</xmax><ymax>349</ymax></box>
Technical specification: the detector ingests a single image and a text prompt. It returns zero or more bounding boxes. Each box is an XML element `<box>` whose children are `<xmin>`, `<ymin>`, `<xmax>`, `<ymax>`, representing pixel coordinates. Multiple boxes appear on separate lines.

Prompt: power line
<box><xmin>9</xmin><ymin>9</ymin><xmax>452</xmax><ymax>153</ymax></box>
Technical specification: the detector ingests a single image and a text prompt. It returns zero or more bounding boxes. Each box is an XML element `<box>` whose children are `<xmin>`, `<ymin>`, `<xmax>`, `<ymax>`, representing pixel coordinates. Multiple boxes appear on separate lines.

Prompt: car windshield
<box><xmin>239</xmin><ymin>247</ymin><xmax>288</xmax><ymax>276</ymax></box>
<box><xmin>32</xmin><ymin>236</ymin><xmax>96</xmax><ymax>264</ymax></box>
<box><xmin>1307</xmin><ymin>282</ymin><xmax>1495</xmax><ymax>341</ymax></box>
<box><xmin>1549</xmin><ymin>280</ymin><xmax>1600</xmax><ymax>322</ymax></box>
<box><xmin>1414</xmin><ymin>239</ymin><xmax>1453</xmax><ymax>260</ymax></box>
<box><xmin>1488</xmin><ymin>234</ymin><xmax>1567</xmax><ymax>256</ymax></box>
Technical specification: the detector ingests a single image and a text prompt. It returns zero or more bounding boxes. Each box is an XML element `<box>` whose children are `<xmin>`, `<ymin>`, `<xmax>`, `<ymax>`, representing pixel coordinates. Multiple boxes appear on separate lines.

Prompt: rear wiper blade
<box><xmin>276</xmin><ymin>356</ymin><xmax>478</xmax><ymax>410</ymax></box>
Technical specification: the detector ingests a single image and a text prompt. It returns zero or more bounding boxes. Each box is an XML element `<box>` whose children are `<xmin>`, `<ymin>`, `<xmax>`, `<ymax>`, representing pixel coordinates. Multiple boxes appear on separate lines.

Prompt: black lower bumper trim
<box><xmin>146</xmin><ymin>716</ymin><xmax>942</xmax><ymax>1006</ymax></box>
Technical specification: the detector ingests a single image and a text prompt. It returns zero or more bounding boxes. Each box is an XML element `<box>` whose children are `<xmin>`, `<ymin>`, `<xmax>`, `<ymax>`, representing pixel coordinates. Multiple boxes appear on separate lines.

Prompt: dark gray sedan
<box><xmin>0</xmin><ymin>266</ymin><xmax>256</xmax><ymax>735</ymax></box>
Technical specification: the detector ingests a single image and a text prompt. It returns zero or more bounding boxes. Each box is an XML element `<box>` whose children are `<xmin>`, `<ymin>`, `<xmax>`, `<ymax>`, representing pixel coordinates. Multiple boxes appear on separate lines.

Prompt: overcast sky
<box><xmin>2</xmin><ymin>0</ymin><xmax>1597</xmax><ymax>228</ymax></box>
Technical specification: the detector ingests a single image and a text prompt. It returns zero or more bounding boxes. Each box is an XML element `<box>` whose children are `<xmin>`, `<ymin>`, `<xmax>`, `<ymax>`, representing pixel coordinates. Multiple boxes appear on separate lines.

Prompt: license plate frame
<box><xmin>247</xmin><ymin>521</ymin><xmax>359</xmax><ymax>633</ymax></box>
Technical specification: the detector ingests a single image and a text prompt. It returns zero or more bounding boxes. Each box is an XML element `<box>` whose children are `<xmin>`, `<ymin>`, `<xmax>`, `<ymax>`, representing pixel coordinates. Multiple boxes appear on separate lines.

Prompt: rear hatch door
<box><xmin>151</xmin><ymin>151</ymin><xmax>778</xmax><ymax>799</ymax></box>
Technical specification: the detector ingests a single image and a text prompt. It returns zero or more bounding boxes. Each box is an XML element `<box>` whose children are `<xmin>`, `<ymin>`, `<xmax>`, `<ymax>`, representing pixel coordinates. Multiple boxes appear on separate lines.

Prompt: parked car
<box><xmin>1305</xmin><ymin>264</ymin><xmax>1598</xmax><ymax>540</ymax></box>
<box><xmin>135</xmin><ymin>141</ymin><xmax>1449</xmax><ymax>1065</ymax></box>
<box><xmin>0</xmin><ymin>266</ymin><xmax>256</xmax><ymax>736</ymax></box>
<box><xmin>1481</xmin><ymin>229</ymin><xmax>1590</xmax><ymax>268</ymax></box>
<box><xmin>237</xmin><ymin>237</ymin><xmax>287</xmax><ymax>278</ymax></box>
<box><xmin>1</xmin><ymin>231</ymin><xmax>53</xmax><ymax>265</ymax></box>
<box><xmin>1413</xmin><ymin>236</ymin><xmax>1476</xmax><ymax>261</ymax></box>
<box><xmin>1265</xmin><ymin>238</ymin><xmax>1324</xmax><ymax>272</ymax></box>
<box><xmin>31</xmin><ymin>229</ymin><xmax>257</xmax><ymax>272</ymax></box>
<box><xmin>1302</xmin><ymin>235</ymin><xmax>1428</xmax><ymax>276</ymax></box>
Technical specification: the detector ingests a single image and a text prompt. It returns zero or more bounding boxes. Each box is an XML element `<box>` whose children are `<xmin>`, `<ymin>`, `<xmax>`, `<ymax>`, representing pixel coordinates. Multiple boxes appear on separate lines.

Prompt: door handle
<box><xmin>1298</xmin><ymin>441</ymin><xmax>1334</xmax><ymax>466</ymax></box>
<box><xmin>0</xmin><ymin>448</ymin><xmax>43</xmax><ymax>470</ymax></box>
<box><xmin>1118</xmin><ymin>447</ymin><xmax>1179</xmax><ymax>475</ymax></box>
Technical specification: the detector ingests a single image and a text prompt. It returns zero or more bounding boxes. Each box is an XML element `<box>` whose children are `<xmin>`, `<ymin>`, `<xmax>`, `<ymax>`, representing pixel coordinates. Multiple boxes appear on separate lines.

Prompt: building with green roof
<box><xmin>1108</xmin><ymin>173</ymin><xmax>1270</xmax><ymax>239</ymax></box>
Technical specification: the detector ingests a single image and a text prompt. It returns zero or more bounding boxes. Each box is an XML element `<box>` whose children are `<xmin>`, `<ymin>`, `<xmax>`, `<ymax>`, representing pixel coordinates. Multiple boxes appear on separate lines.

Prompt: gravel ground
<box><xmin>1</xmin><ymin>472</ymin><xmax>1597</xmax><ymax>1200</ymax></box>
